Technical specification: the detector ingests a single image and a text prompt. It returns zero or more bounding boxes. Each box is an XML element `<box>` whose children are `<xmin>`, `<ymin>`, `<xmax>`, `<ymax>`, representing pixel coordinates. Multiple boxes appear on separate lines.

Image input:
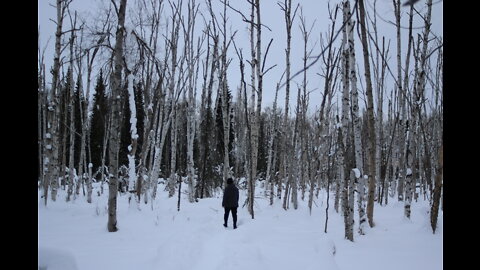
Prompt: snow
<box><xmin>127</xmin><ymin>72</ymin><xmax>137</xmax><ymax>139</ymax></box>
<box><xmin>353</xmin><ymin>168</ymin><xmax>361</xmax><ymax>178</ymax></box>
<box><xmin>39</xmin><ymin>182</ymin><xmax>442</xmax><ymax>270</ymax></box>
<box><xmin>38</xmin><ymin>246</ymin><xmax>79</xmax><ymax>270</ymax></box>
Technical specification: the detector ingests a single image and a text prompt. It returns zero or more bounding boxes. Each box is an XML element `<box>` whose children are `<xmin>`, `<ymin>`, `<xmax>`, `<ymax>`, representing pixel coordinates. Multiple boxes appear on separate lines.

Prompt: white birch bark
<box><xmin>340</xmin><ymin>5</ymin><xmax>353</xmax><ymax>240</ymax></box>
<box><xmin>107</xmin><ymin>0</ymin><xmax>128</xmax><ymax>232</ymax></box>
<box><xmin>406</xmin><ymin>0</ymin><xmax>432</xmax><ymax>218</ymax></box>
<box><xmin>126</xmin><ymin>69</ymin><xmax>139</xmax><ymax>209</ymax></box>
<box><xmin>279</xmin><ymin>0</ymin><xmax>295</xmax><ymax>209</ymax></box>
<box><xmin>392</xmin><ymin>0</ymin><xmax>403</xmax><ymax>202</ymax></box>
<box><xmin>150</xmin><ymin>6</ymin><xmax>182</xmax><ymax>202</ymax></box>
<box><xmin>47</xmin><ymin>0</ymin><xmax>69</xmax><ymax>203</ymax></box>
<box><xmin>66</xmin><ymin>15</ymin><xmax>79</xmax><ymax>202</ymax></box>
<box><xmin>83</xmin><ymin>45</ymin><xmax>98</xmax><ymax>204</ymax></box>
<box><xmin>357</xmin><ymin>0</ymin><xmax>377</xmax><ymax>228</ymax></box>
<box><xmin>398</xmin><ymin>4</ymin><xmax>414</xmax><ymax>202</ymax></box>
<box><xmin>344</xmin><ymin>0</ymin><xmax>367</xmax><ymax>235</ymax></box>
<box><xmin>266</xmin><ymin>78</ymin><xmax>281</xmax><ymax>205</ymax></box>
<box><xmin>185</xmin><ymin>0</ymin><xmax>199</xmax><ymax>203</ymax></box>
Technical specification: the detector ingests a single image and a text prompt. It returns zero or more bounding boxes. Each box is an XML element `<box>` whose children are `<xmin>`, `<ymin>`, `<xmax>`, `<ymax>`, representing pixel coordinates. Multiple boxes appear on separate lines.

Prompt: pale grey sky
<box><xmin>38</xmin><ymin>0</ymin><xmax>443</xmax><ymax>116</ymax></box>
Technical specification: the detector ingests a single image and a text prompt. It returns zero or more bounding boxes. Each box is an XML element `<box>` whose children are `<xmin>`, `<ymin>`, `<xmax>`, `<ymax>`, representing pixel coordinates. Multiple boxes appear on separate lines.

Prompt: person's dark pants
<box><xmin>224</xmin><ymin>207</ymin><xmax>237</xmax><ymax>227</ymax></box>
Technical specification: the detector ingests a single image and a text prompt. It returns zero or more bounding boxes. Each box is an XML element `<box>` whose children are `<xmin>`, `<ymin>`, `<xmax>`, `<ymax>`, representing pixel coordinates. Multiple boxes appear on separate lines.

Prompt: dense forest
<box><xmin>38</xmin><ymin>0</ymin><xmax>443</xmax><ymax>239</ymax></box>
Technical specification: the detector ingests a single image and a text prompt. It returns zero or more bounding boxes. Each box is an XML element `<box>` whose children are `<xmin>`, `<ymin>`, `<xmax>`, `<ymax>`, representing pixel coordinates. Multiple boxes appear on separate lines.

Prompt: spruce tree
<box><xmin>89</xmin><ymin>70</ymin><xmax>108</xmax><ymax>179</ymax></box>
<box><xmin>73</xmin><ymin>79</ymin><xmax>83</xmax><ymax>168</ymax></box>
<box><xmin>133</xmin><ymin>82</ymin><xmax>145</xmax><ymax>166</ymax></box>
<box><xmin>119</xmin><ymin>81</ymin><xmax>131</xmax><ymax>169</ymax></box>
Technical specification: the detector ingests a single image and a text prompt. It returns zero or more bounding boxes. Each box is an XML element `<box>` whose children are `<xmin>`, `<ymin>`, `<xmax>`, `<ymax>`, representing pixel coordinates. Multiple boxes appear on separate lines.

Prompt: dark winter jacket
<box><xmin>222</xmin><ymin>183</ymin><xmax>239</xmax><ymax>208</ymax></box>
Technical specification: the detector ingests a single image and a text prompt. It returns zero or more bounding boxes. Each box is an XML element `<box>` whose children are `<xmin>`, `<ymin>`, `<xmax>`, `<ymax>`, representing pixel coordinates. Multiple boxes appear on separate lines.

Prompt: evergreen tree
<box><xmin>73</xmin><ymin>79</ymin><xmax>84</xmax><ymax>168</ymax></box>
<box><xmin>256</xmin><ymin>112</ymin><xmax>267</xmax><ymax>179</ymax></box>
<box><xmin>177</xmin><ymin>101</ymin><xmax>188</xmax><ymax>176</ymax></box>
<box><xmin>119</xmin><ymin>80</ymin><xmax>131</xmax><ymax>169</ymax></box>
<box><xmin>214</xmin><ymin>94</ymin><xmax>225</xmax><ymax>164</ymax></box>
<box><xmin>213</xmin><ymin>86</ymin><xmax>233</xmax><ymax>187</ymax></box>
<box><xmin>196</xmin><ymin>103</ymin><xmax>215</xmax><ymax>198</ymax></box>
<box><xmin>89</xmin><ymin>70</ymin><xmax>108</xmax><ymax>179</ymax></box>
<box><xmin>134</xmin><ymin>82</ymin><xmax>145</xmax><ymax>166</ymax></box>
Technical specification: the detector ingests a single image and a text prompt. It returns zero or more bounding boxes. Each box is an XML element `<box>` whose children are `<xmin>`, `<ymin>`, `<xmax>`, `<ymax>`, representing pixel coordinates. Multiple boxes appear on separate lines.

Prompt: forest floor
<box><xmin>38</xmin><ymin>181</ymin><xmax>442</xmax><ymax>270</ymax></box>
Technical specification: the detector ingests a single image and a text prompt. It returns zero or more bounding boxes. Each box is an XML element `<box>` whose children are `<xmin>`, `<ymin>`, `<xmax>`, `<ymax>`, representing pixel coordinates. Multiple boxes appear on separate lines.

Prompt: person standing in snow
<box><xmin>222</xmin><ymin>178</ymin><xmax>239</xmax><ymax>229</ymax></box>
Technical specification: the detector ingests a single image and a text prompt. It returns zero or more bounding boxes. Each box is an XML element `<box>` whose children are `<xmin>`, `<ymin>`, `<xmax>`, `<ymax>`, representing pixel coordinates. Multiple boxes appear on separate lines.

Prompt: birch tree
<box><xmin>66</xmin><ymin>13</ymin><xmax>78</xmax><ymax>202</ymax></box>
<box><xmin>343</xmin><ymin>0</ymin><xmax>367</xmax><ymax>234</ymax></box>
<box><xmin>397</xmin><ymin>2</ymin><xmax>414</xmax><ymax>202</ymax></box>
<box><xmin>197</xmin><ymin>1</ymin><xmax>219</xmax><ymax>198</ymax></box>
<box><xmin>125</xmin><ymin>53</ymin><xmax>139</xmax><ymax>208</ymax></box>
<box><xmin>83</xmin><ymin>19</ymin><xmax>110</xmax><ymax>203</ymax></box>
<box><xmin>45</xmin><ymin>0</ymin><xmax>72</xmax><ymax>204</ymax></box>
<box><xmin>430</xmin><ymin>139</ymin><xmax>442</xmax><ymax>233</ymax></box>
<box><xmin>149</xmin><ymin>1</ymin><xmax>183</xmax><ymax>203</ymax></box>
<box><xmin>38</xmin><ymin>29</ymin><xmax>48</xmax><ymax>196</ymax></box>
<box><xmin>357</xmin><ymin>0</ymin><xmax>377</xmax><ymax>227</ymax></box>
<box><xmin>278</xmin><ymin>0</ymin><xmax>298</xmax><ymax>210</ymax></box>
<box><xmin>266</xmin><ymin>74</ymin><xmax>283</xmax><ymax>206</ymax></box>
<box><xmin>247</xmin><ymin>0</ymin><xmax>259</xmax><ymax>218</ymax></box>
<box><xmin>406</xmin><ymin>0</ymin><xmax>433</xmax><ymax>219</ymax></box>
<box><xmin>341</xmin><ymin>2</ymin><xmax>354</xmax><ymax>240</ymax></box>
<box><xmin>315</xmin><ymin>4</ymin><xmax>339</xmax><ymax>215</ymax></box>
<box><xmin>107</xmin><ymin>0</ymin><xmax>128</xmax><ymax>232</ymax></box>
<box><xmin>182</xmin><ymin>0</ymin><xmax>201</xmax><ymax>203</ymax></box>
<box><xmin>218</xmin><ymin>0</ymin><xmax>232</xmax><ymax>186</ymax></box>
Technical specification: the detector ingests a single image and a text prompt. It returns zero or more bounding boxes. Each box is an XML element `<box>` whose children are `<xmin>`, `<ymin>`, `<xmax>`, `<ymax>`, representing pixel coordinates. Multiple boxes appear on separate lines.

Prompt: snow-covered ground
<box><xmin>38</xmin><ymin>182</ymin><xmax>442</xmax><ymax>270</ymax></box>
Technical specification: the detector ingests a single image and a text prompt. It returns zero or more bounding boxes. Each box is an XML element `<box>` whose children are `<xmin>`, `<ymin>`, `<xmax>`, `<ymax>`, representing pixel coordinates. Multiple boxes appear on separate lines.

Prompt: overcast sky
<box><xmin>38</xmin><ymin>0</ymin><xmax>443</xmax><ymax>115</ymax></box>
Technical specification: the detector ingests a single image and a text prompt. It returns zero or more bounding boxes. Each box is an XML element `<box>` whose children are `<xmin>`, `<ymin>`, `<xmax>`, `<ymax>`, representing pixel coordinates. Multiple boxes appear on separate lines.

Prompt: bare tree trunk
<box><xmin>245</xmin><ymin>0</ymin><xmax>262</xmax><ymax>218</ymax></box>
<box><xmin>324</xmin><ymin>133</ymin><xmax>334</xmax><ymax>231</ymax></box>
<box><xmin>67</xmin><ymin>69</ymin><xmax>76</xmax><ymax>201</ymax></box>
<box><xmin>220</xmin><ymin>0</ymin><xmax>231</xmax><ymax>186</ymax></box>
<box><xmin>126</xmin><ymin>69</ymin><xmax>139</xmax><ymax>209</ymax></box>
<box><xmin>297</xmin><ymin>7</ymin><xmax>312</xmax><ymax>209</ymax></box>
<box><xmin>398</xmin><ymin>4</ymin><xmax>414</xmax><ymax>202</ymax></box>
<box><xmin>406</xmin><ymin>0</ymin><xmax>433</xmax><ymax>219</ymax></box>
<box><xmin>340</xmin><ymin>5</ymin><xmax>353</xmax><ymax>240</ymax></box>
<box><xmin>344</xmin><ymin>0</ymin><xmax>366</xmax><ymax>235</ymax></box>
<box><xmin>357</xmin><ymin>0</ymin><xmax>377</xmax><ymax>228</ymax></box>
<box><xmin>66</xmin><ymin>14</ymin><xmax>78</xmax><ymax>202</ymax></box>
<box><xmin>83</xmin><ymin>52</ymin><xmax>93</xmax><ymax>204</ymax></box>
<box><xmin>279</xmin><ymin>0</ymin><xmax>297</xmax><ymax>210</ymax></box>
<box><xmin>107</xmin><ymin>0</ymin><xmax>128</xmax><ymax>233</ymax></box>
<box><xmin>135</xmin><ymin>0</ymin><xmax>163</xmax><ymax>203</ymax></box>
<box><xmin>233</xmin><ymin>38</ymin><xmax>253</xmax><ymax>217</ymax></box>
<box><xmin>169</xmin><ymin>103</ymin><xmax>178</xmax><ymax>198</ymax></box>
<box><xmin>83</xmin><ymin>19</ymin><xmax>110</xmax><ymax>203</ymax></box>
<box><xmin>60</xmin><ymin>79</ymin><xmax>69</xmax><ymax>193</ymax></box>
<box><xmin>290</xmin><ymin>90</ymin><xmax>301</xmax><ymax>210</ymax></box>
<box><xmin>150</xmin><ymin>3</ymin><xmax>182</xmax><ymax>202</ymax></box>
<box><xmin>431</xmin><ymin>143</ymin><xmax>442</xmax><ymax>233</ymax></box>
<box><xmin>47</xmin><ymin>0</ymin><xmax>70</xmax><ymax>204</ymax></box>
<box><xmin>377</xmin><ymin>42</ymin><xmax>389</xmax><ymax>205</ymax></box>
<box><xmin>184</xmin><ymin>0</ymin><xmax>200</xmax><ymax>203</ymax></box>
<box><xmin>392</xmin><ymin>0</ymin><xmax>403</xmax><ymax>203</ymax></box>
<box><xmin>38</xmin><ymin>36</ymin><xmax>47</xmax><ymax>193</ymax></box>
<box><xmin>266</xmin><ymin>77</ymin><xmax>281</xmax><ymax>206</ymax></box>
<box><xmin>100</xmin><ymin>118</ymin><xmax>111</xmax><ymax>196</ymax></box>
<box><xmin>198</xmin><ymin>6</ymin><xmax>218</xmax><ymax>198</ymax></box>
